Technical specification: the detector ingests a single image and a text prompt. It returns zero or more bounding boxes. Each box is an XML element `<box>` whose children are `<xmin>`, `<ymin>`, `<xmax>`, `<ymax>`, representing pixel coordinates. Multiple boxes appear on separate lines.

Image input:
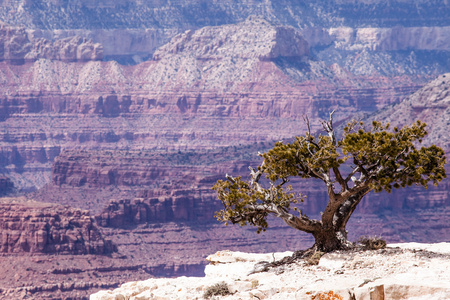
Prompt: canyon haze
<box><xmin>0</xmin><ymin>1</ymin><xmax>449</xmax><ymax>299</ymax></box>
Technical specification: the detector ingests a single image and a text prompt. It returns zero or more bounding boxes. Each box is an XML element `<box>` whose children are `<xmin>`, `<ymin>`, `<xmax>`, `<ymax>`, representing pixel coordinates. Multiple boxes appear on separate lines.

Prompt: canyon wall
<box><xmin>0</xmin><ymin>17</ymin><xmax>434</xmax><ymax>193</ymax></box>
<box><xmin>1</xmin><ymin>1</ymin><xmax>449</xmax><ymax>30</ymax></box>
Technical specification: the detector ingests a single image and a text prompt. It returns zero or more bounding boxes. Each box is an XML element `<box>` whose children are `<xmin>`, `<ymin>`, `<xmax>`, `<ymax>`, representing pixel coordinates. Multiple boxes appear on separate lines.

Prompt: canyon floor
<box><xmin>91</xmin><ymin>243</ymin><xmax>450</xmax><ymax>300</ymax></box>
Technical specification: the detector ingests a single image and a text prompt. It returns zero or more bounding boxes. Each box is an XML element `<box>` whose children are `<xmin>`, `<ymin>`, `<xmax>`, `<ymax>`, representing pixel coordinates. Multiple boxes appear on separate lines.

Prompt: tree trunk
<box><xmin>313</xmin><ymin>188</ymin><xmax>371</xmax><ymax>252</ymax></box>
<box><xmin>312</xmin><ymin>227</ymin><xmax>352</xmax><ymax>252</ymax></box>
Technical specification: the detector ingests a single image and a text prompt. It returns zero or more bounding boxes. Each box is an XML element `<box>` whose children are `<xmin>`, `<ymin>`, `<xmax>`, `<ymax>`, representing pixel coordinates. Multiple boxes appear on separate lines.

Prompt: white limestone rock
<box><xmin>90</xmin><ymin>243</ymin><xmax>450</xmax><ymax>300</ymax></box>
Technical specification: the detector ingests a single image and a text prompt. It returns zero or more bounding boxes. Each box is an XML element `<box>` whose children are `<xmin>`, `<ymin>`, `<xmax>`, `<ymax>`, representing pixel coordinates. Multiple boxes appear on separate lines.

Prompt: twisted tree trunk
<box><xmin>311</xmin><ymin>188</ymin><xmax>370</xmax><ymax>252</ymax></box>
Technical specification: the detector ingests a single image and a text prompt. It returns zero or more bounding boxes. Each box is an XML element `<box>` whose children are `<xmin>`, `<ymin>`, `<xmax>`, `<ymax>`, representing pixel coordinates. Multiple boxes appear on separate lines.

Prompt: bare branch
<box><xmin>277</xmin><ymin>177</ymin><xmax>288</xmax><ymax>188</ymax></box>
<box><xmin>303</xmin><ymin>115</ymin><xmax>312</xmax><ymax>137</ymax></box>
<box><xmin>307</xmin><ymin>166</ymin><xmax>328</xmax><ymax>183</ymax></box>
<box><xmin>226</xmin><ymin>174</ymin><xmax>236</xmax><ymax>183</ymax></box>
<box><xmin>303</xmin><ymin>115</ymin><xmax>320</xmax><ymax>150</ymax></box>
<box><xmin>272</xmin><ymin>204</ymin><xmax>322</xmax><ymax>233</ymax></box>
<box><xmin>249</xmin><ymin>166</ymin><xmax>262</xmax><ymax>184</ymax></box>
<box><xmin>306</xmin><ymin>142</ymin><xmax>315</xmax><ymax>156</ymax></box>
<box><xmin>321</xmin><ymin>110</ymin><xmax>336</xmax><ymax>145</ymax></box>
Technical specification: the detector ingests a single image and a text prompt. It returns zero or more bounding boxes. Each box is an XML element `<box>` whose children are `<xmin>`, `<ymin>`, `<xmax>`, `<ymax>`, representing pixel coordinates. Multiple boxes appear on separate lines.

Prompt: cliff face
<box><xmin>0</xmin><ymin>199</ymin><xmax>115</xmax><ymax>254</ymax></box>
<box><xmin>153</xmin><ymin>18</ymin><xmax>309</xmax><ymax>61</ymax></box>
<box><xmin>0</xmin><ymin>176</ymin><xmax>14</xmax><ymax>195</ymax></box>
<box><xmin>0</xmin><ymin>24</ymin><xmax>103</xmax><ymax>63</ymax></box>
<box><xmin>44</xmin><ymin>148</ymin><xmax>253</xmax><ymax>213</ymax></box>
<box><xmin>1</xmin><ymin>1</ymin><xmax>449</xmax><ymax>62</ymax></box>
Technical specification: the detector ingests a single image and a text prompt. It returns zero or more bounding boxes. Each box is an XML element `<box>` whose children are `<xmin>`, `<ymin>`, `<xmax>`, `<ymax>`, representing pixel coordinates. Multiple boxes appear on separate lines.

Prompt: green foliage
<box><xmin>212</xmin><ymin>176</ymin><xmax>303</xmax><ymax>233</ymax></box>
<box><xmin>261</xmin><ymin>134</ymin><xmax>341</xmax><ymax>182</ymax></box>
<box><xmin>342</xmin><ymin>120</ymin><xmax>446</xmax><ymax>192</ymax></box>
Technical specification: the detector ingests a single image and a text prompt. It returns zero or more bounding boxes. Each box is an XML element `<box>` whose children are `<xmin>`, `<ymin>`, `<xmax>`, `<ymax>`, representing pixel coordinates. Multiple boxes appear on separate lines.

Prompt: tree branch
<box><xmin>333</xmin><ymin>166</ymin><xmax>347</xmax><ymax>192</ymax></box>
<box><xmin>270</xmin><ymin>203</ymin><xmax>321</xmax><ymax>233</ymax></box>
<box><xmin>333</xmin><ymin>186</ymin><xmax>372</xmax><ymax>231</ymax></box>
<box><xmin>344</xmin><ymin>166</ymin><xmax>361</xmax><ymax>183</ymax></box>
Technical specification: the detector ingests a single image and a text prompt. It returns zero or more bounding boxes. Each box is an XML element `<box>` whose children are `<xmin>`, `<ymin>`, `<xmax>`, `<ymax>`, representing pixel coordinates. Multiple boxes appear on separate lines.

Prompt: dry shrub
<box><xmin>358</xmin><ymin>236</ymin><xmax>387</xmax><ymax>250</ymax></box>
<box><xmin>203</xmin><ymin>282</ymin><xmax>231</xmax><ymax>299</ymax></box>
<box><xmin>251</xmin><ymin>279</ymin><xmax>259</xmax><ymax>289</ymax></box>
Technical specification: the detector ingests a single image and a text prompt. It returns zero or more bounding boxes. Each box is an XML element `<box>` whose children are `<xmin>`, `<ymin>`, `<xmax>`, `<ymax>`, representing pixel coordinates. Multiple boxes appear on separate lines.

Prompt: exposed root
<box><xmin>248</xmin><ymin>247</ymin><xmax>320</xmax><ymax>275</ymax></box>
<box><xmin>248</xmin><ymin>240</ymin><xmax>388</xmax><ymax>275</ymax></box>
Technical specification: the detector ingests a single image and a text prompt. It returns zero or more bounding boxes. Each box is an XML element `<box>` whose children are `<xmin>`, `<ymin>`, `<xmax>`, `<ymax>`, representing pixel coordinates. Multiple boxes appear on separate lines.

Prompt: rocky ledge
<box><xmin>91</xmin><ymin>243</ymin><xmax>450</xmax><ymax>300</ymax></box>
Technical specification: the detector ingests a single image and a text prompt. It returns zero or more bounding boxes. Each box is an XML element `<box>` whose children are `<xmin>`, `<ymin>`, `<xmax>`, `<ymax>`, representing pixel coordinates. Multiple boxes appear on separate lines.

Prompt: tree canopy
<box><xmin>212</xmin><ymin>114</ymin><xmax>446</xmax><ymax>252</ymax></box>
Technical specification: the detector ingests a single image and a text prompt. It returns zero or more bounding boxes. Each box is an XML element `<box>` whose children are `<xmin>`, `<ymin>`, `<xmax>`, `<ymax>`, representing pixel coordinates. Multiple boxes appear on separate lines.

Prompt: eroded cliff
<box><xmin>0</xmin><ymin>199</ymin><xmax>115</xmax><ymax>254</ymax></box>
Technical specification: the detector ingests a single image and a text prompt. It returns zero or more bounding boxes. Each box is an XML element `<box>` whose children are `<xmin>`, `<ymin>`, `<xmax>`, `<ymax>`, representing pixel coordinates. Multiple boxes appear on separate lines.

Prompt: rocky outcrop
<box><xmin>95</xmin><ymin>196</ymin><xmax>217</xmax><ymax>228</ymax></box>
<box><xmin>44</xmin><ymin>148</ymin><xmax>253</xmax><ymax>214</ymax></box>
<box><xmin>153</xmin><ymin>17</ymin><xmax>309</xmax><ymax>61</ymax></box>
<box><xmin>91</xmin><ymin>244</ymin><xmax>450</xmax><ymax>300</ymax></box>
<box><xmin>0</xmin><ymin>200</ymin><xmax>116</xmax><ymax>254</ymax></box>
<box><xmin>0</xmin><ymin>24</ymin><xmax>103</xmax><ymax>63</ymax></box>
<box><xmin>26</xmin><ymin>35</ymin><xmax>103</xmax><ymax>62</ymax></box>
<box><xmin>50</xmin><ymin>149</ymin><xmax>251</xmax><ymax>188</ymax></box>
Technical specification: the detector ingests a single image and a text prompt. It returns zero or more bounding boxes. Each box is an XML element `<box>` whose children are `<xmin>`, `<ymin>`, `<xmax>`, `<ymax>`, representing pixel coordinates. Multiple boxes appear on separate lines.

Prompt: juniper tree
<box><xmin>212</xmin><ymin>113</ymin><xmax>446</xmax><ymax>252</ymax></box>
